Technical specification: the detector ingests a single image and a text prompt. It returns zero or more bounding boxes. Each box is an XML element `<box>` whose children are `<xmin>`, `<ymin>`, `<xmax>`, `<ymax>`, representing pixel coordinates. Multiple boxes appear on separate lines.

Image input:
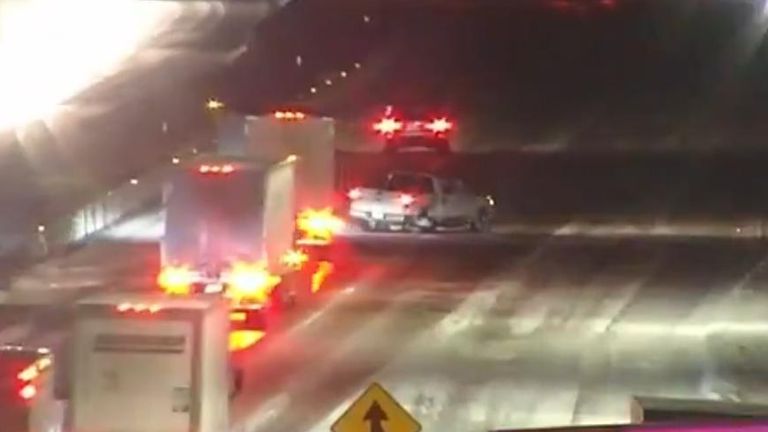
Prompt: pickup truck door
<box><xmin>435</xmin><ymin>179</ymin><xmax>465</xmax><ymax>222</ymax></box>
<box><xmin>453</xmin><ymin>181</ymin><xmax>479</xmax><ymax>218</ymax></box>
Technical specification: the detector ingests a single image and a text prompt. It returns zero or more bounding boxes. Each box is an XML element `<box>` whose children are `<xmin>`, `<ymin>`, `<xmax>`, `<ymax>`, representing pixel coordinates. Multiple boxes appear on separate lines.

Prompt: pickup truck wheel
<box><xmin>419</xmin><ymin>218</ymin><xmax>437</xmax><ymax>233</ymax></box>
<box><xmin>470</xmin><ymin>210</ymin><xmax>490</xmax><ymax>232</ymax></box>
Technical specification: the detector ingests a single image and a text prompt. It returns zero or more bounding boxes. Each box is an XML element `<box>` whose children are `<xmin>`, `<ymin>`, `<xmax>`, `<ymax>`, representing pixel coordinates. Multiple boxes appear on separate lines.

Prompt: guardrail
<box><xmin>18</xmin><ymin>147</ymin><xmax>204</xmax><ymax>262</ymax></box>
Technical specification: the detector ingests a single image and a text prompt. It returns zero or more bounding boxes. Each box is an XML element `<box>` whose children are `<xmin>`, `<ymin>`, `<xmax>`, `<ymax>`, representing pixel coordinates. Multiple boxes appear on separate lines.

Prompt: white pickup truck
<box><xmin>347</xmin><ymin>171</ymin><xmax>494</xmax><ymax>232</ymax></box>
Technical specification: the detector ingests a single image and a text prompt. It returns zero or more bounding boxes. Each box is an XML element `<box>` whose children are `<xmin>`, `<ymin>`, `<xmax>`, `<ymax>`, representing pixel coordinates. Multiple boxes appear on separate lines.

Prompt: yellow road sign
<box><xmin>332</xmin><ymin>382</ymin><xmax>422</xmax><ymax>432</ymax></box>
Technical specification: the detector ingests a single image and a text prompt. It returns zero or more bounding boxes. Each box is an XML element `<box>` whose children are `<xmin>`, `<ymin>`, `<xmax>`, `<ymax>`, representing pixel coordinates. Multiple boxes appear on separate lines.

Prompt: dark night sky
<box><xmin>225</xmin><ymin>0</ymin><xmax>768</xmax><ymax>149</ymax></box>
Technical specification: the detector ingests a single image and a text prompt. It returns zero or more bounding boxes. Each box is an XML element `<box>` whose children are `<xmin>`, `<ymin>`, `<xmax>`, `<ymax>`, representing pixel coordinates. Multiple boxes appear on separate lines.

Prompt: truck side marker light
<box><xmin>312</xmin><ymin>261</ymin><xmax>335</xmax><ymax>293</ymax></box>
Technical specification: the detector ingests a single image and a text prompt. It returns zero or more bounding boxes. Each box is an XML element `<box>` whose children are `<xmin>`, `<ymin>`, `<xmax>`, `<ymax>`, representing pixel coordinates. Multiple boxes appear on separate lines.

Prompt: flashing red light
<box><xmin>373</xmin><ymin>117</ymin><xmax>403</xmax><ymax>135</ymax></box>
<box><xmin>426</xmin><ymin>118</ymin><xmax>453</xmax><ymax>133</ymax></box>
<box><xmin>348</xmin><ymin>188</ymin><xmax>362</xmax><ymax>200</ymax></box>
<box><xmin>19</xmin><ymin>383</ymin><xmax>36</xmax><ymax>400</ymax></box>
<box><xmin>399</xmin><ymin>194</ymin><xmax>415</xmax><ymax>206</ymax></box>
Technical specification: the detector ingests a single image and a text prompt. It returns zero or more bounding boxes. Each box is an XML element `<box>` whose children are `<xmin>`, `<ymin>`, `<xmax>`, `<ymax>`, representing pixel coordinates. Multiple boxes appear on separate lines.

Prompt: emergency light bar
<box><xmin>198</xmin><ymin>164</ymin><xmax>234</xmax><ymax>174</ymax></box>
<box><xmin>274</xmin><ymin>111</ymin><xmax>306</xmax><ymax>120</ymax></box>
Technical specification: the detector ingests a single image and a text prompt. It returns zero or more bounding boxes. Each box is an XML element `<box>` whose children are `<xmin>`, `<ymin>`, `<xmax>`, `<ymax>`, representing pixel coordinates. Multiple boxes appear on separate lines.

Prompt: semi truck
<box><xmin>67</xmin><ymin>293</ymin><xmax>231</xmax><ymax>432</ymax></box>
<box><xmin>158</xmin><ymin>111</ymin><xmax>342</xmax><ymax>329</ymax></box>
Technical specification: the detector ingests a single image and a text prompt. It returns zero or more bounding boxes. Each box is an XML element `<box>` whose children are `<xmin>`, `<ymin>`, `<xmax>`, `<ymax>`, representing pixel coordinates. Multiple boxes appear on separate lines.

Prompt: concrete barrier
<box><xmin>18</xmin><ymin>147</ymin><xmax>203</xmax><ymax>263</ymax></box>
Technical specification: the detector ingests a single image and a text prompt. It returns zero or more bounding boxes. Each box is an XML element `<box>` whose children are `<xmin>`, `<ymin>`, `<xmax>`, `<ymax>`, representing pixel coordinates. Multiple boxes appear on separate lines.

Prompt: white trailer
<box><xmin>69</xmin><ymin>293</ymin><xmax>230</xmax><ymax>432</ymax></box>
<box><xmin>158</xmin><ymin>112</ymin><xmax>342</xmax><ymax>324</ymax></box>
<box><xmin>215</xmin><ymin>111</ymin><xmax>336</xmax><ymax>212</ymax></box>
<box><xmin>161</xmin><ymin>156</ymin><xmax>297</xmax><ymax>279</ymax></box>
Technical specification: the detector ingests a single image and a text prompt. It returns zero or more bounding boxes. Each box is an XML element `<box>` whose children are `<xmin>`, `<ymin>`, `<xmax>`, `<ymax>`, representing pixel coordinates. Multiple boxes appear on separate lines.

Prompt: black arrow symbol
<box><xmin>364</xmin><ymin>401</ymin><xmax>388</xmax><ymax>432</ymax></box>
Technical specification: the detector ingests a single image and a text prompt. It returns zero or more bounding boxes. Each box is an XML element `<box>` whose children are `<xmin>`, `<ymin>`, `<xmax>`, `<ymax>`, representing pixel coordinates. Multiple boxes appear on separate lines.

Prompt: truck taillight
<box><xmin>157</xmin><ymin>266</ymin><xmax>194</xmax><ymax>295</ymax></box>
<box><xmin>347</xmin><ymin>188</ymin><xmax>362</xmax><ymax>200</ymax></box>
<box><xmin>297</xmin><ymin>208</ymin><xmax>344</xmax><ymax>242</ymax></box>
<box><xmin>373</xmin><ymin>117</ymin><xmax>403</xmax><ymax>135</ymax></box>
<box><xmin>399</xmin><ymin>194</ymin><xmax>415</xmax><ymax>206</ymax></box>
<box><xmin>311</xmin><ymin>260</ymin><xmax>334</xmax><ymax>293</ymax></box>
<box><xmin>426</xmin><ymin>117</ymin><xmax>453</xmax><ymax>133</ymax></box>
<box><xmin>225</xmin><ymin>262</ymin><xmax>280</xmax><ymax>302</ymax></box>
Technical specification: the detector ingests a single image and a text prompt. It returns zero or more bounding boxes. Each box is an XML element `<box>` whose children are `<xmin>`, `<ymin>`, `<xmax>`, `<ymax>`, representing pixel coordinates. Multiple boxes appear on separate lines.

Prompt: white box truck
<box><xmin>159</xmin><ymin>111</ymin><xmax>342</xmax><ymax>329</ymax></box>
<box><xmin>216</xmin><ymin>111</ymin><xmax>336</xmax><ymax>212</ymax></box>
<box><xmin>68</xmin><ymin>293</ymin><xmax>230</xmax><ymax>432</ymax></box>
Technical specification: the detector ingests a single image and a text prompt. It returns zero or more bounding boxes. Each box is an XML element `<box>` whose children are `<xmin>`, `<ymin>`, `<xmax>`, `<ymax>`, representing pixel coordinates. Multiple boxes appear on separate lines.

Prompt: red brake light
<box><xmin>348</xmin><ymin>188</ymin><xmax>362</xmax><ymax>200</ymax></box>
<box><xmin>373</xmin><ymin>117</ymin><xmax>403</xmax><ymax>135</ymax></box>
<box><xmin>426</xmin><ymin>118</ymin><xmax>453</xmax><ymax>133</ymax></box>
<box><xmin>399</xmin><ymin>194</ymin><xmax>415</xmax><ymax>206</ymax></box>
<box><xmin>19</xmin><ymin>384</ymin><xmax>36</xmax><ymax>400</ymax></box>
